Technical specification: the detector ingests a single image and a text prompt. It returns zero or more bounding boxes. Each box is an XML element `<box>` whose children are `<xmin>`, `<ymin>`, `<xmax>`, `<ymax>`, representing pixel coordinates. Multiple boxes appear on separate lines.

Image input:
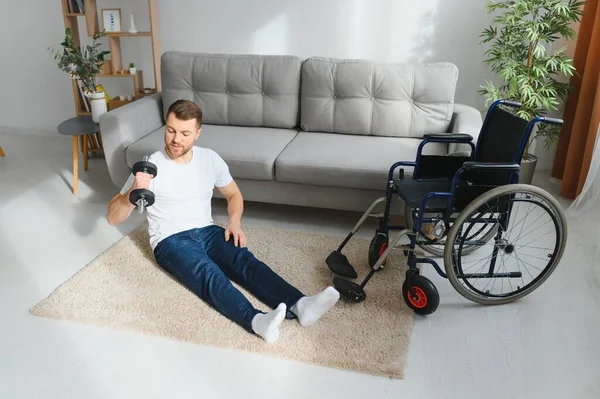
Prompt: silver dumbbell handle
<box><xmin>136</xmin><ymin>198</ymin><xmax>147</xmax><ymax>214</ymax></box>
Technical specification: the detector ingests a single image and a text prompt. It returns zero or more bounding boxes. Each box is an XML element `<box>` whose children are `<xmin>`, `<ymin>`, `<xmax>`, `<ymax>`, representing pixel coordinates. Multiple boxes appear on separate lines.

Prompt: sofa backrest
<box><xmin>300</xmin><ymin>57</ymin><xmax>458</xmax><ymax>138</ymax></box>
<box><xmin>161</xmin><ymin>51</ymin><xmax>302</xmax><ymax>129</ymax></box>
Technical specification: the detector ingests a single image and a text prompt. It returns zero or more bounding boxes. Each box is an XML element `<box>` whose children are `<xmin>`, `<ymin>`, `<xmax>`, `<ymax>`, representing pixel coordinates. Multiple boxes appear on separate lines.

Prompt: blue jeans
<box><xmin>153</xmin><ymin>224</ymin><xmax>305</xmax><ymax>334</ymax></box>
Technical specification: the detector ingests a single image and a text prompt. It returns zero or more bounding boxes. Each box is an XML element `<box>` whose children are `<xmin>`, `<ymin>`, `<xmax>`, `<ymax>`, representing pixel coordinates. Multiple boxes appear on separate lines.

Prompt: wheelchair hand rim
<box><xmin>443</xmin><ymin>184</ymin><xmax>568</xmax><ymax>305</ymax></box>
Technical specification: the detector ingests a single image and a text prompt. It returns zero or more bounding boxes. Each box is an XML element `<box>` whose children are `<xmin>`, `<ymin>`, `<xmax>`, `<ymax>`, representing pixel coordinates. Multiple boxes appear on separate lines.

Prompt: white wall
<box><xmin>0</xmin><ymin>1</ymin><xmax>78</xmax><ymax>134</ymax></box>
<box><xmin>0</xmin><ymin>0</ymin><xmax>567</xmax><ymax>169</ymax></box>
<box><xmin>158</xmin><ymin>0</ymin><xmax>495</xmax><ymax>110</ymax></box>
<box><xmin>0</xmin><ymin>0</ymin><xmax>495</xmax><ymax>133</ymax></box>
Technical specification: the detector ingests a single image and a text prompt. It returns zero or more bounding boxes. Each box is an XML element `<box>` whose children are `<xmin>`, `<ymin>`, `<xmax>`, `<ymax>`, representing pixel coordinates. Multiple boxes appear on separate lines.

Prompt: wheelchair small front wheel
<box><xmin>443</xmin><ymin>184</ymin><xmax>568</xmax><ymax>306</ymax></box>
<box><xmin>402</xmin><ymin>275</ymin><xmax>440</xmax><ymax>315</ymax></box>
<box><xmin>368</xmin><ymin>233</ymin><xmax>388</xmax><ymax>269</ymax></box>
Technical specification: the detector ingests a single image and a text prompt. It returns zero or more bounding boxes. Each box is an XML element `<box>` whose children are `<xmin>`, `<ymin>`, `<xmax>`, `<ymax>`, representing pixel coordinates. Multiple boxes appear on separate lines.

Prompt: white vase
<box><xmin>89</xmin><ymin>91</ymin><xmax>107</xmax><ymax>123</ymax></box>
<box><xmin>519</xmin><ymin>154</ymin><xmax>538</xmax><ymax>185</ymax></box>
<box><xmin>128</xmin><ymin>14</ymin><xmax>138</xmax><ymax>34</ymax></box>
<box><xmin>129</xmin><ymin>67</ymin><xmax>136</xmax><ymax>75</ymax></box>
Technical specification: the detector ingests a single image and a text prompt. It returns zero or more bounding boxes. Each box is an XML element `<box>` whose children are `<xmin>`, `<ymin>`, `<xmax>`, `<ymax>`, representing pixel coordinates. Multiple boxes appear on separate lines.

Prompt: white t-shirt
<box><xmin>120</xmin><ymin>146</ymin><xmax>233</xmax><ymax>250</ymax></box>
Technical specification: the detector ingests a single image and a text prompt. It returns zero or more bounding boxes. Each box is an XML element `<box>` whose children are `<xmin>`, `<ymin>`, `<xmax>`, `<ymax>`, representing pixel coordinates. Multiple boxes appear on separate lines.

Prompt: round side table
<box><xmin>57</xmin><ymin>115</ymin><xmax>102</xmax><ymax>195</ymax></box>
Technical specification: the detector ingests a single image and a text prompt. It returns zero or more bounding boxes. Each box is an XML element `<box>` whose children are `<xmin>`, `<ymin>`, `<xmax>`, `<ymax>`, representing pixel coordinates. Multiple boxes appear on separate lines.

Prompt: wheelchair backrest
<box><xmin>452</xmin><ymin>106</ymin><xmax>530</xmax><ymax>210</ymax></box>
<box><xmin>474</xmin><ymin>106</ymin><xmax>530</xmax><ymax>164</ymax></box>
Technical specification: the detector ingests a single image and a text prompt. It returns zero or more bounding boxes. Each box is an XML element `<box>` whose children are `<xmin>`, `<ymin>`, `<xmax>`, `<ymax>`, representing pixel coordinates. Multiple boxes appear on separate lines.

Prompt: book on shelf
<box><xmin>75</xmin><ymin>0</ymin><xmax>84</xmax><ymax>13</ymax></box>
<box><xmin>76</xmin><ymin>80</ymin><xmax>91</xmax><ymax>112</ymax></box>
<box><xmin>68</xmin><ymin>0</ymin><xmax>84</xmax><ymax>13</ymax></box>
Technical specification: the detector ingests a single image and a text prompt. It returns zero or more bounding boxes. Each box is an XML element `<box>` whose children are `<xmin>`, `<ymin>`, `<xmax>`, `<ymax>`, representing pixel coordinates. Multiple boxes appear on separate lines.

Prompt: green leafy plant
<box><xmin>479</xmin><ymin>0</ymin><xmax>584</xmax><ymax>157</ymax></box>
<box><xmin>129</xmin><ymin>62</ymin><xmax>135</xmax><ymax>68</ymax></box>
<box><xmin>48</xmin><ymin>27</ymin><xmax>110</xmax><ymax>95</ymax></box>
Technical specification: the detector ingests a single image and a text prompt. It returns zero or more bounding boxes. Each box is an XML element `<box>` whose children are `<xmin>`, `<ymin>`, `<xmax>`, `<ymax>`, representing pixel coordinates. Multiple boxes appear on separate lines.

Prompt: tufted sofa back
<box><xmin>161</xmin><ymin>52</ymin><xmax>302</xmax><ymax>129</ymax></box>
<box><xmin>300</xmin><ymin>57</ymin><xmax>459</xmax><ymax>138</ymax></box>
<box><xmin>160</xmin><ymin>52</ymin><xmax>459</xmax><ymax>138</ymax></box>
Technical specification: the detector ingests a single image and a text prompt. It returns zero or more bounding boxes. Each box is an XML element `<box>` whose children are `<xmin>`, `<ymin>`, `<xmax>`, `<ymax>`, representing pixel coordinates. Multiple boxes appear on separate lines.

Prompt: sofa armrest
<box><xmin>448</xmin><ymin>103</ymin><xmax>483</xmax><ymax>155</ymax></box>
<box><xmin>99</xmin><ymin>92</ymin><xmax>164</xmax><ymax>189</ymax></box>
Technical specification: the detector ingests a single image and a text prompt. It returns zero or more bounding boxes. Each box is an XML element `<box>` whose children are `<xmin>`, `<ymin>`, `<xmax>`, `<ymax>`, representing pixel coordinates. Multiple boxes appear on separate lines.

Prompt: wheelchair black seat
<box><xmin>393</xmin><ymin>179</ymin><xmax>452</xmax><ymax>211</ymax></box>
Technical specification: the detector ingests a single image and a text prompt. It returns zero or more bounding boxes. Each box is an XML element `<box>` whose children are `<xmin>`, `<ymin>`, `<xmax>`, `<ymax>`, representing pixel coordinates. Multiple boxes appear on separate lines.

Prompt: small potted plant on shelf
<box><xmin>129</xmin><ymin>62</ymin><xmax>136</xmax><ymax>75</ymax></box>
<box><xmin>48</xmin><ymin>28</ymin><xmax>111</xmax><ymax>123</ymax></box>
<box><xmin>479</xmin><ymin>0</ymin><xmax>583</xmax><ymax>184</ymax></box>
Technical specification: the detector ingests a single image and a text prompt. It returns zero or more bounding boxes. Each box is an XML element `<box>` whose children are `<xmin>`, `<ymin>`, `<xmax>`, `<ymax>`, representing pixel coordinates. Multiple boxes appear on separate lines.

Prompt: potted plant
<box><xmin>129</xmin><ymin>62</ymin><xmax>136</xmax><ymax>75</ymax></box>
<box><xmin>479</xmin><ymin>0</ymin><xmax>583</xmax><ymax>184</ymax></box>
<box><xmin>48</xmin><ymin>28</ymin><xmax>110</xmax><ymax>123</ymax></box>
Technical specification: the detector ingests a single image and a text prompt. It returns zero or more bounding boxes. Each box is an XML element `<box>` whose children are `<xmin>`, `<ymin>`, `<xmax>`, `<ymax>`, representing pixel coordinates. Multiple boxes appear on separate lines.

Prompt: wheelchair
<box><xmin>326</xmin><ymin>99</ymin><xmax>568</xmax><ymax>315</ymax></box>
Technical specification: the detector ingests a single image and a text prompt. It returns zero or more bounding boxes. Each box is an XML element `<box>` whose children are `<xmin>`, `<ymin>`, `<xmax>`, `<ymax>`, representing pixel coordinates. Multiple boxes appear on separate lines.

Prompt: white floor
<box><xmin>1</xmin><ymin>131</ymin><xmax>599</xmax><ymax>399</ymax></box>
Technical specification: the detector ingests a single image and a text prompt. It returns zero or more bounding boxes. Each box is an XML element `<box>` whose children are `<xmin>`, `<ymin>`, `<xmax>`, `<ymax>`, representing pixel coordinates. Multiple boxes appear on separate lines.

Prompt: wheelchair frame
<box><xmin>326</xmin><ymin>99</ymin><xmax>566</xmax><ymax>313</ymax></box>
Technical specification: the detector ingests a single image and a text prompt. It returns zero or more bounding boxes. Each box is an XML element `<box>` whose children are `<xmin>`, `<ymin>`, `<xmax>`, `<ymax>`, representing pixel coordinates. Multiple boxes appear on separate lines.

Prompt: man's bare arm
<box><xmin>107</xmin><ymin>192</ymin><xmax>136</xmax><ymax>226</ymax></box>
<box><xmin>217</xmin><ymin>180</ymin><xmax>246</xmax><ymax>247</ymax></box>
<box><xmin>106</xmin><ymin>172</ymin><xmax>153</xmax><ymax>226</ymax></box>
<box><xmin>218</xmin><ymin>180</ymin><xmax>244</xmax><ymax>225</ymax></box>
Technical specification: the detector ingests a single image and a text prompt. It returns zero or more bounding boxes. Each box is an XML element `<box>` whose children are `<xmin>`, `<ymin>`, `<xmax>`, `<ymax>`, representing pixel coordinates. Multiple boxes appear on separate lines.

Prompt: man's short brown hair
<box><xmin>166</xmin><ymin>99</ymin><xmax>203</xmax><ymax>128</ymax></box>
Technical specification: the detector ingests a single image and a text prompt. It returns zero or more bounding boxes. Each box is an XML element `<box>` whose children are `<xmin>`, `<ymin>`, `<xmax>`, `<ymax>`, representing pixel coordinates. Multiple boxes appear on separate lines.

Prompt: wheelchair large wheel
<box><xmin>405</xmin><ymin>203</ymin><xmax>498</xmax><ymax>257</ymax></box>
<box><xmin>443</xmin><ymin>184</ymin><xmax>567</xmax><ymax>305</ymax></box>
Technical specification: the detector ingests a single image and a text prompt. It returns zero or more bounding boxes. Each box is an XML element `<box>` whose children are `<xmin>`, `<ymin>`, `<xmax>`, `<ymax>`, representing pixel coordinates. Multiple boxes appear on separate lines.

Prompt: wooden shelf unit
<box><xmin>99</xmin><ymin>70</ymin><xmax>144</xmax><ymax>93</ymax></box>
<box><xmin>108</xmin><ymin>90</ymin><xmax>157</xmax><ymax>111</ymax></box>
<box><xmin>59</xmin><ymin>0</ymin><xmax>161</xmax><ymax>116</ymax></box>
<box><xmin>104</xmin><ymin>31</ymin><xmax>152</xmax><ymax>37</ymax></box>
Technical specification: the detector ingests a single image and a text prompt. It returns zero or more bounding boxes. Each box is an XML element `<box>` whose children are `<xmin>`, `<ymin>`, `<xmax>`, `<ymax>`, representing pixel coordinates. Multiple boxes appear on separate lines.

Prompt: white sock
<box><xmin>251</xmin><ymin>303</ymin><xmax>286</xmax><ymax>343</ymax></box>
<box><xmin>291</xmin><ymin>286</ymin><xmax>340</xmax><ymax>327</ymax></box>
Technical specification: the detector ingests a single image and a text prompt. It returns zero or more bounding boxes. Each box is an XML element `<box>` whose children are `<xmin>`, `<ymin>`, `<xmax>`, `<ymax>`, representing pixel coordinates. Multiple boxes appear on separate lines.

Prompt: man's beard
<box><xmin>166</xmin><ymin>143</ymin><xmax>191</xmax><ymax>159</ymax></box>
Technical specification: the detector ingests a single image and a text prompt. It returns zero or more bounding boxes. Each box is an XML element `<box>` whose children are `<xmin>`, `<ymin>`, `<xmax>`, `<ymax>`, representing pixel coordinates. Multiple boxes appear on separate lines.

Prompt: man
<box><xmin>107</xmin><ymin>99</ymin><xmax>339</xmax><ymax>343</ymax></box>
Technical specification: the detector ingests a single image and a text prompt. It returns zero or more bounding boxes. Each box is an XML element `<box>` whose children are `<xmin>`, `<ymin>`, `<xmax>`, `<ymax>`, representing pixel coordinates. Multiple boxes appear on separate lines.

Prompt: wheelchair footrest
<box><xmin>333</xmin><ymin>277</ymin><xmax>366</xmax><ymax>303</ymax></box>
<box><xmin>326</xmin><ymin>251</ymin><xmax>358</xmax><ymax>279</ymax></box>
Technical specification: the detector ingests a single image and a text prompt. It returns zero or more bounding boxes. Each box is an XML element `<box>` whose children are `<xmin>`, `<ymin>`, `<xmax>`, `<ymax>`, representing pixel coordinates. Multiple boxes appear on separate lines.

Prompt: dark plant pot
<box><xmin>519</xmin><ymin>154</ymin><xmax>538</xmax><ymax>185</ymax></box>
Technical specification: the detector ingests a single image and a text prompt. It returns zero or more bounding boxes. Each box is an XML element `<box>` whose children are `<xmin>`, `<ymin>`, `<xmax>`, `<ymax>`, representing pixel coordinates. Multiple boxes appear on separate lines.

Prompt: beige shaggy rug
<box><xmin>31</xmin><ymin>223</ymin><xmax>414</xmax><ymax>379</ymax></box>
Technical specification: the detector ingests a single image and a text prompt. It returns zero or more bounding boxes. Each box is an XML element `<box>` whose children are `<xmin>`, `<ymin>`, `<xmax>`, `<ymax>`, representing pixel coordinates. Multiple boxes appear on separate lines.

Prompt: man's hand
<box><xmin>131</xmin><ymin>172</ymin><xmax>152</xmax><ymax>191</ymax></box>
<box><xmin>218</xmin><ymin>180</ymin><xmax>246</xmax><ymax>247</ymax></box>
<box><xmin>225</xmin><ymin>220</ymin><xmax>247</xmax><ymax>248</ymax></box>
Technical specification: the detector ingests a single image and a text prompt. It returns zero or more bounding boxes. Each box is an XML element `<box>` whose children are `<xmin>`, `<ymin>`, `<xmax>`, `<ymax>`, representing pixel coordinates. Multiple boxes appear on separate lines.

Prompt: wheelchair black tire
<box><xmin>402</xmin><ymin>275</ymin><xmax>439</xmax><ymax>315</ymax></box>
<box><xmin>368</xmin><ymin>233</ymin><xmax>388</xmax><ymax>269</ymax></box>
<box><xmin>404</xmin><ymin>203</ymin><xmax>498</xmax><ymax>257</ymax></box>
<box><xmin>443</xmin><ymin>184</ymin><xmax>568</xmax><ymax>305</ymax></box>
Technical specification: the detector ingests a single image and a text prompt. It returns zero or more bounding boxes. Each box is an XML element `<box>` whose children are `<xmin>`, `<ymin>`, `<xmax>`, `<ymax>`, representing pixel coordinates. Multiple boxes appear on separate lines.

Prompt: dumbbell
<box><xmin>129</xmin><ymin>156</ymin><xmax>157</xmax><ymax>214</ymax></box>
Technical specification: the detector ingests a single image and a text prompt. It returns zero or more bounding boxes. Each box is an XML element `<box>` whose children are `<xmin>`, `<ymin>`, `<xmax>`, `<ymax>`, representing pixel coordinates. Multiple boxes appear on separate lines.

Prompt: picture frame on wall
<box><xmin>102</xmin><ymin>9</ymin><xmax>122</xmax><ymax>32</ymax></box>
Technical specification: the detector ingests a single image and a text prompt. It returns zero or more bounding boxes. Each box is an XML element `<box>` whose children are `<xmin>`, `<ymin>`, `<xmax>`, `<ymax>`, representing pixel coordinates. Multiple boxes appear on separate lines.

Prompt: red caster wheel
<box><xmin>402</xmin><ymin>274</ymin><xmax>439</xmax><ymax>315</ymax></box>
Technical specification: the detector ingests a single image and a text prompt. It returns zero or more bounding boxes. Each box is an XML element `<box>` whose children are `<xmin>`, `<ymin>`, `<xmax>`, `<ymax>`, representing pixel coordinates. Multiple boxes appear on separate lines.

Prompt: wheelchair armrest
<box><xmin>463</xmin><ymin>162</ymin><xmax>520</xmax><ymax>171</ymax></box>
<box><xmin>414</xmin><ymin>134</ymin><xmax>475</xmax><ymax>179</ymax></box>
<box><xmin>423</xmin><ymin>133</ymin><xmax>473</xmax><ymax>143</ymax></box>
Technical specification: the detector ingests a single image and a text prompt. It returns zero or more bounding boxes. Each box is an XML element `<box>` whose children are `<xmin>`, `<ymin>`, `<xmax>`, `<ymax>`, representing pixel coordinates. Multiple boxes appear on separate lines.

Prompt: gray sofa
<box><xmin>100</xmin><ymin>51</ymin><xmax>483</xmax><ymax>213</ymax></box>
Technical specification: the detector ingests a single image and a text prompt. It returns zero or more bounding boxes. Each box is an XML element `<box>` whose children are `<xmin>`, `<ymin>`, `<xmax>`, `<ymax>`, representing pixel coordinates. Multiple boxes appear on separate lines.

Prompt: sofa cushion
<box><xmin>275</xmin><ymin>132</ymin><xmax>448</xmax><ymax>190</ymax></box>
<box><xmin>300</xmin><ymin>57</ymin><xmax>458</xmax><ymax>138</ymax></box>
<box><xmin>161</xmin><ymin>51</ymin><xmax>302</xmax><ymax>129</ymax></box>
<box><xmin>126</xmin><ymin>125</ymin><xmax>298</xmax><ymax>181</ymax></box>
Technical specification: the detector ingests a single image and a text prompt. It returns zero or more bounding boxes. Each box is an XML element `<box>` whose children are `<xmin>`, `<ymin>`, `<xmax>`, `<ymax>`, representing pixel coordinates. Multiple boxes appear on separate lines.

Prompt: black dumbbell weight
<box><xmin>131</xmin><ymin>159</ymin><xmax>158</xmax><ymax>178</ymax></box>
<box><xmin>129</xmin><ymin>188</ymin><xmax>155</xmax><ymax>213</ymax></box>
<box><xmin>129</xmin><ymin>156</ymin><xmax>158</xmax><ymax>214</ymax></box>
